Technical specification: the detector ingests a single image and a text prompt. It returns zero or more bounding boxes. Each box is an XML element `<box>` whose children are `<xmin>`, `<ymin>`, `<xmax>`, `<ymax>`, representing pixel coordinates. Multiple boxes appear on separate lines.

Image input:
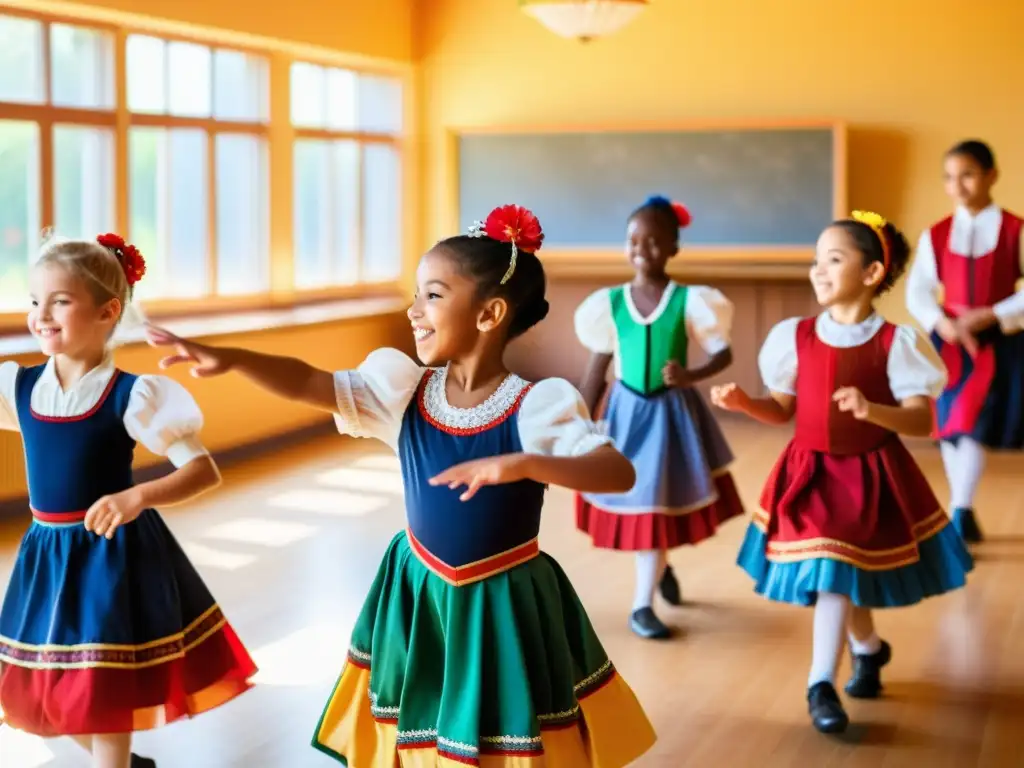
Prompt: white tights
<box><xmin>73</xmin><ymin>734</ymin><xmax>133</xmax><ymax>768</ymax></box>
<box><xmin>632</xmin><ymin>549</ymin><xmax>667</xmax><ymax>612</ymax></box>
<box><xmin>808</xmin><ymin>593</ymin><xmax>882</xmax><ymax>687</ymax></box>
<box><xmin>940</xmin><ymin>437</ymin><xmax>986</xmax><ymax>511</ymax></box>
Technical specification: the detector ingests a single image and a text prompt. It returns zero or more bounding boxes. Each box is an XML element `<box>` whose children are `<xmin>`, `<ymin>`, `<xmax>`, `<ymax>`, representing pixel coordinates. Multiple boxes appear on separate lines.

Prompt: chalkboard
<box><xmin>457</xmin><ymin>126</ymin><xmax>841</xmax><ymax>247</ymax></box>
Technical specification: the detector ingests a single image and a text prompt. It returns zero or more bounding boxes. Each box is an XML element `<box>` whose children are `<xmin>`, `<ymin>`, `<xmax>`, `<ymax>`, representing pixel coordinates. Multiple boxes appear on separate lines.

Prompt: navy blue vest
<box><xmin>398</xmin><ymin>372</ymin><xmax>546</xmax><ymax>568</ymax></box>
<box><xmin>15</xmin><ymin>365</ymin><xmax>138</xmax><ymax>514</ymax></box>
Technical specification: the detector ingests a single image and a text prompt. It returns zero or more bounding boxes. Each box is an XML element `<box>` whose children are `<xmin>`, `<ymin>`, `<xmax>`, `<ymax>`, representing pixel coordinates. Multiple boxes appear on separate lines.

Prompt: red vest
<box><xmin>931</xmin><ymin>210</ymin><xmax>1022</xmax><ymax>314</ymax></box>
<box><xmin>793</xmin><ymin>317</ymin><xmax>898</xmax><ymax>456</ymax></box>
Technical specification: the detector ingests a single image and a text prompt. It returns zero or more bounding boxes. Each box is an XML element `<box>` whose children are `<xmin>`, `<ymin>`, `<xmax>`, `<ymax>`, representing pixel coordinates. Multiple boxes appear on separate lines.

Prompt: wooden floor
<box><xmin>2</xmin><ymin>420</ymin><xmax>1023</xmax><ymax>767</ymax></box>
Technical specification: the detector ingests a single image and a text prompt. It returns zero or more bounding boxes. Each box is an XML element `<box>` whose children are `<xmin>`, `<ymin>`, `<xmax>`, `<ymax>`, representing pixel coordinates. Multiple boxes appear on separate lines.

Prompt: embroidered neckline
<box><xmin>418</xmin><ymin>366</ymin><xmax>532</xmax><ymax>435</ymax></box>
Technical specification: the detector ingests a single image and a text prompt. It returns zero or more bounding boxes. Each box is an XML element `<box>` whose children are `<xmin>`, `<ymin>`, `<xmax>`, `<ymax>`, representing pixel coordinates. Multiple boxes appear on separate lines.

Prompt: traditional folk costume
<box><xmin>737</xmin><ymin>312</ymin><xmax>972</xmax><ymax>606</ymax></box>
<box><xmin>736</xmin><ymin>312</ymin><xmax>974</xmax><ymax>728</ymax></box>
<box><xmin>0</xmin><ymin>357</ymin><xmax>256</xmax><ymax>736</ymax></box>
<box><xmin>572</xmin><ymin>282</ymin><xmax>744</xmax><ymax>637</ymax></box>
<box><xmin>906</xmin><ymin>203</ymin><xmax>1024</xmax><ymax>541</ymax></box>
<box><xmin>312</xmin><ymin>348</ymin><xmax>656</xmax><ymax>767</ymax></box>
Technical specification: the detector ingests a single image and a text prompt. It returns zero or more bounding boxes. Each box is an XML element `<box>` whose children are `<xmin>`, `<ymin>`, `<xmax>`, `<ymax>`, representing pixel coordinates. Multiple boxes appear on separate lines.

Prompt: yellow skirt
<box><xmin>313</xmin><ymin>658</ymin><xmax>657</xmax><ymax>767</ymax></box>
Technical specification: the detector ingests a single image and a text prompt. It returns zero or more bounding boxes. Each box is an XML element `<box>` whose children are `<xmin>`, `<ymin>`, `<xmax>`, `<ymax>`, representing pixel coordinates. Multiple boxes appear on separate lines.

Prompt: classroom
<box><xmin>1</xmin><ymin>0</ymin><xmax>1022</xmax><ymax>765</ymax></box>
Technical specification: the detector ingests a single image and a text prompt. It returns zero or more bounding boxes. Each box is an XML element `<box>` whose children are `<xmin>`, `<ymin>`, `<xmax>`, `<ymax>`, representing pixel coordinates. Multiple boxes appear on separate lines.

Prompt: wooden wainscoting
<box><xmin>506</xmin><ymin>275</ymin><xmax>819</xmax><ymax>396</ymax></box>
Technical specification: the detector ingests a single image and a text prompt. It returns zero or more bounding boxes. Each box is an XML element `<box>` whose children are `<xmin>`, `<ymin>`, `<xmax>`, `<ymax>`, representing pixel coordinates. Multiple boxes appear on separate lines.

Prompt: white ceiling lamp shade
<box><xmin>520</xmin><ymin>0</ymin><xmax>649</xmax><ymax>43</ymax></box>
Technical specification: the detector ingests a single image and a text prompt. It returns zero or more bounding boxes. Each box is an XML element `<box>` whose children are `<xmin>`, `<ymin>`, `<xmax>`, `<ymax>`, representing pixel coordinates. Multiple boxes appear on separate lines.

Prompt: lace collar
<box><xmin>419</xmin><ymin>366</ymin><xmax>531</xmax><ymax>434</ymax></box>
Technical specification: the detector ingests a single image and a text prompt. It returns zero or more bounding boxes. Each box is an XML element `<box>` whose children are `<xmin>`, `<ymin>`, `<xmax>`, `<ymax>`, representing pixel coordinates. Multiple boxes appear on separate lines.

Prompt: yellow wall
<box><xmin>417</xmin><ymin>0</ymin><xmax>1024</xmax><ymax>322</ymax></box>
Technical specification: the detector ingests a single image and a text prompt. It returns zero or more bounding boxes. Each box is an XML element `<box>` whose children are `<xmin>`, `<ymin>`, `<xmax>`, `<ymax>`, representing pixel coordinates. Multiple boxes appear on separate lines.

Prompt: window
<box><xmin>292</xmin><ymin>63</ymin><xmax>403</xmax><ymax>288</ymax></box>
<box><xmin>126</xmin><ymin>35</ymin><xmax>269</xmax><ymax>300</ymax></box>
<box><xmin>0</xmin><ymin>9</ymin><xmax>406</xmax><ymax>323</ymax></box>
<box><xmin>0</xmin><ymin>14</ymin><xmax>115</xmax><ymax>311</ymax></box>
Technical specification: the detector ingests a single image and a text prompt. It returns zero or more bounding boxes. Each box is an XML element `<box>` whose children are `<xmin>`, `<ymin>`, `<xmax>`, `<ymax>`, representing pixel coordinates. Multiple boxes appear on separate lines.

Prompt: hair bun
<box><xmin>536</xmin><ymin>298</ymin><xmax>550</xmax><ymax>324</ymax></box>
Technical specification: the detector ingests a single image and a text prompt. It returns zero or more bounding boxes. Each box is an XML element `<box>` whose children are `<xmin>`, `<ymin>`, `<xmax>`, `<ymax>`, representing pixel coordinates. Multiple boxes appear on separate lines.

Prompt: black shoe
<box><xmin>807</xmin><ymin>681</ymin><xmax>849</xmax><ymax>734</ymax></box>
<box><xmin>629</xmin><ymin>607</ymin><xmax>671</xmax><ymax>639</ymax></box>
<box><xmin>953</xmin><ymin>507</ymin><xmax>984</xmax><ymax>543</ymax></box>
<box><xmin>659</xmin><ymin>565</ymin><xmax>682</xmax><ymax>606</ymax></box>
<box><xmin>131</xmin><ymin>754</ymin><xmax>157</xmax><ymax>768</ymax></box>
<box><xmin>845</xmin><ymin>640</ymin><xmax>892</xmax><ymax>699</ymax></box>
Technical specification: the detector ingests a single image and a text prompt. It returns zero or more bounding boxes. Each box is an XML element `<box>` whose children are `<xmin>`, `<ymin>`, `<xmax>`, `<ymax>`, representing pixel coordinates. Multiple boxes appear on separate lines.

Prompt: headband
<box><xmin>97</xmin><ymin>232</ymin><xmax>147</xmax><ymax>287</ymax></box>
<box><xmin>850</xmin><ymin>210</ymin><xmax>890</xmax><ymax>275</ymax></box>
<box><xmin>467</xmin><ymin>204</ymin><xmax>545</xmax><ymax>284</ymax></box>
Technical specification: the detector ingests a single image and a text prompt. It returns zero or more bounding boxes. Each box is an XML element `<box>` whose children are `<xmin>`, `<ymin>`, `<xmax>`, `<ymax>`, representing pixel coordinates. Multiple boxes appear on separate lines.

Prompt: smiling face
<box><xmin>943</xmin><ymin>152</ymin><xmax>996</xmax><ymax>212</ymax></box>
<box><xmin>809</xmin><ymin>226</ymin><xmax>884</xmax><ymax>307</ymax></box>
<box><xmin>407</xmin><ymin>247</ymin><xmax>508</xmax><ymax>367</ymax></box>
<box><xmin>625</xmin><ymin>210</ymin><xmax>677</xmax><ymax>278</ymax></box>
<box><xmin>28</xmin><ymin>262</ymin><xmax>120</xmax><ymax>357</ymax></box>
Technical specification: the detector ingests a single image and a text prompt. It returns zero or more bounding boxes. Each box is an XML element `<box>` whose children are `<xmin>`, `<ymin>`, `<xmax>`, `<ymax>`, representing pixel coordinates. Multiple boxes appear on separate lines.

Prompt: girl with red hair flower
<box><xmin>146</xmin><ymin>204</ymin><xmax>657</xmax><ymax>767</ymax></box>
<box><xmin>0</xmin><ymin>233</ymin><xmax>257</xmax><ymax>768</ymax></box>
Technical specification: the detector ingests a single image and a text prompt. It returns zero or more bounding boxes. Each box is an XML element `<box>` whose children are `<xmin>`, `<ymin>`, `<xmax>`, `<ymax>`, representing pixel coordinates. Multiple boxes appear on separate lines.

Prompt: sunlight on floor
<box><xmin>180</xmin><ymin>541</ymin><xmax>259</xmax><ymax>571</ymax></box>
<box><xmin>0</xmin><ymin>726</ymin><xmax>53</xmax><ymax>768</ymax></box>
<box><xmin>315</xmin><ymin>466</ymin><xmax>405</xmax><ymax>494</ymax></box>
<box><xmin>202</xmin><ymin>518</ymin><xmax>317</xmax><ymax>547</ymax></box>
<box><xmin>266</xmin><ymin>488</ymin><xmax>391</xmax><ymax>516</ymax></box>
<box><xmin>348</xmin><ymin>454</ymin><xmax>401</xmax><ymax>471</ymax></box>
<box><xmin>250</xmin><ymin>623</ymin><xmax>351</xmax><ymax>686</ymax></box>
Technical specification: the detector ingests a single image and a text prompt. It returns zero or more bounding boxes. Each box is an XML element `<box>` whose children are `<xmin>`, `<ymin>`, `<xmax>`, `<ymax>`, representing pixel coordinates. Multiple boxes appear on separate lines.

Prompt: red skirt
<box><xmin>754</xmin><ymin>437</ymin><xmax>946</xmax><ymax>569</ymax></box>
<box><xmin>576</xmin><ymin>472</ymin><xmax>744</xmax><ymax>551</ymax></box>
<box><xmin>0</xmin><ymin>613</ymin><xmax>256</xmax><ymax>736</ymax></box>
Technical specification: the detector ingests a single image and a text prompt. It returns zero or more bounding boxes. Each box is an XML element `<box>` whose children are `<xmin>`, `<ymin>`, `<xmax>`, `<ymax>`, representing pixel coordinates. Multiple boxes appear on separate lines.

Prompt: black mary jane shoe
<box><xmin>807</xmin><ymin>681</ymin><xmax>849</xmax><ymax>734</ymax></box>
<box><xmin>629</xmin><ymin>607</ymin><xmax>671</xmax><ymax>640</ymax></box>
<box><xmin>659</xmin><ymin>564</ymin><xmax>683</xmax><ymax>606</ymax></box>
<box><xmin>953</xmin><ymin>507</ymin><xmax>984</xmax><ymax>544</ymax></box>
<box><xmin>845</xmin><ymin>640</ymin><xmax>892</xmax><ymax>699</ymax></box>
<box><xmin>131</xmin><ymin>754</ymin><xmax>157</xmax><ymax>768</ymax></box>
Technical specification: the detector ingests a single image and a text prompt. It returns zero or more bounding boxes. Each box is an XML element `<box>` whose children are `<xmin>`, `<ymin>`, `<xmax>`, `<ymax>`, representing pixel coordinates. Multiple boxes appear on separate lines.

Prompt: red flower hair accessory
<box><xmin>468</xmin><ymin>204</ymin><xmax>544</xmax><ymax>284</ymax></box>
<box><xmin>671</xmin><ymin>202</ymin><xmax>692</xmax><ymax>228</ymax></box>
<box><xmin>97</xmin><ymin>232</ymin><xmax>146</xmax><ymax>287</ymax></box>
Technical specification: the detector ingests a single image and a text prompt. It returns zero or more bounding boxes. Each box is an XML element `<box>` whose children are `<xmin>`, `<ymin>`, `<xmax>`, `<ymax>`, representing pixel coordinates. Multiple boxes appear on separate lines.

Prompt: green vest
<box><xmin>609</xmin><ymin>283</ymin><xmax>689</xmax><ymax>395</ymax></box>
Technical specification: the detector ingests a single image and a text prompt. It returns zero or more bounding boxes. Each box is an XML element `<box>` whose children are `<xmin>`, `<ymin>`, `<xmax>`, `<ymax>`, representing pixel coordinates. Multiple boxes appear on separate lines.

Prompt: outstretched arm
<box><xmin>428</xmin><ymin>378</ymin><xmax>635</xmax><ymax>500</ymax></box>
<box><xmin>429</xmin><ymin>445</ymin><xmax>634</xmax><ymax>501</ymax></box>
<box><xmin>524</xmin><ymin>444</ymin><xmax>635</xmax><ymax>492</ymax></box>
<box><xmin>146</xmin><ymin>325</ymin><xmax>336</xmax><ymax>413</ymax></box>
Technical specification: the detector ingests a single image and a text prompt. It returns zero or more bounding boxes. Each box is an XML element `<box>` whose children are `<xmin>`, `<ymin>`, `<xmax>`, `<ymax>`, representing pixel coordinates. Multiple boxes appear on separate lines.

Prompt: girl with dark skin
<box><xmin>574</xmin><ymin>195</ymin><xmax>745</xmax><ymax>640</ymax></box>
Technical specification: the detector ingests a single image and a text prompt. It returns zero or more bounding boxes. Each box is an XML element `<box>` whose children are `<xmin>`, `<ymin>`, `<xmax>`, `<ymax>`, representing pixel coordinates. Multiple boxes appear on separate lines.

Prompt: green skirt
<box><xmin>312</xmin><ymin>531</ymin><xmax>656</xmax><ymax>767</ymax></box>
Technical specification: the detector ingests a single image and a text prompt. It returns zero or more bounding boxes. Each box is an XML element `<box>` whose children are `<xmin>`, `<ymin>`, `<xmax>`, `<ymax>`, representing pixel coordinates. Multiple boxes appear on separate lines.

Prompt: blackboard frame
<box><xmin>445</xmin><ymin>119</ymin><xmax>847</xmax><ymax>280</ymax></box>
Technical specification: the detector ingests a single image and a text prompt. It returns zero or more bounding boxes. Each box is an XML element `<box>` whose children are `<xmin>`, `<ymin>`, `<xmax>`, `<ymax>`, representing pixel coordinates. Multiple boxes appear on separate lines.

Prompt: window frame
<box><xmin>291</xmin><ymin>62</ymin><xmax>406</xmax><ymax>294</ymax></box>
<box><xmin>0</xmin><ymin>6</ymin><xmax>409</xmax><ymax>334</ymax></box>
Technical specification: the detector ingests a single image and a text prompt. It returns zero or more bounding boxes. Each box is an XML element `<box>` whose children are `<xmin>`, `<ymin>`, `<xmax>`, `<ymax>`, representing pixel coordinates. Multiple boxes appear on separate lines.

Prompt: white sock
<box><xmin>632</xmin><ymin>550</ymin><xmax>667</xmax><ymax>612</ymax></box>
<box><xmin>808</xmin><ymin>593</ymin><xmax>850</xmax><ymax>688</ymax></box>
<box><xmin>943</xmin><ymin>438</ymin><xmax>987</xmax><ymax>510</ymax></box>
<box><xmin>848</xmin><ymin>632</ymin><xmax>882</xmax><ymax>656</ymax></box>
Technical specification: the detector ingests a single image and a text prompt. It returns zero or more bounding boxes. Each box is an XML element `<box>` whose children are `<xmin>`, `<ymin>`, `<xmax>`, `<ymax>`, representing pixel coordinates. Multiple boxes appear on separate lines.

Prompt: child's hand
<box><xmin>85</xmin><ymin>488</ymin><xmax>145</xmax><ymax>539</ymax></box>
<box><xmin>145</xmin><ymin>324</ymin><xmax>232</xmax><ymax>377</ymax></box>
<box><xmin>662</xmin><ymin>360</ymin><xmax>693</xmax><ymax>388</ymax></box>
<box><xmin>429</xmin><ymin>453</ymin><xmax>533</xmax><ymax>501</ymax></box>
<box><xmin>833</xmin><ymin>387</ymin><xmax>871</xmax><ymax>420</ymax></box>
<box><xmin>710</xmin><ymin>382</ymin><xmax>751</xmax><ymax>412</ymax></box>
<box><xmin>935</xmin><ymin>316</ymin><xmax>979</xmax><ymax>358</ymax></box>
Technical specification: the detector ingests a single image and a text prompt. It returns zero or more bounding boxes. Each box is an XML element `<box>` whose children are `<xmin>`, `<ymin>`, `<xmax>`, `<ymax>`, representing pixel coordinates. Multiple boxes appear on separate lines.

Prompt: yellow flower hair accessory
<box><xmin>851</xmin><ymin>210</ymin><xmax>890</xmax><ymax>274</ymax></box>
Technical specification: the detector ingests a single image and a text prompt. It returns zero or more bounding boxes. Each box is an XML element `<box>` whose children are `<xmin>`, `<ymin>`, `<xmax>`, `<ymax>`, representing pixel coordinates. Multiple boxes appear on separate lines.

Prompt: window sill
<box><xmin>0</xmin><ymin>294</ymin><xmax>409</xmax><ymax>357</ymax></box>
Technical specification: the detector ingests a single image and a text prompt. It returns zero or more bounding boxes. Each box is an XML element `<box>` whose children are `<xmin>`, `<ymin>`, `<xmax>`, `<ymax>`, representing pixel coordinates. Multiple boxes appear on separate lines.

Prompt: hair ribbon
<box><xmin>851</xmin><ymin>210</ymin><xmax>890</xmax><ymax>275</ymax></box>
